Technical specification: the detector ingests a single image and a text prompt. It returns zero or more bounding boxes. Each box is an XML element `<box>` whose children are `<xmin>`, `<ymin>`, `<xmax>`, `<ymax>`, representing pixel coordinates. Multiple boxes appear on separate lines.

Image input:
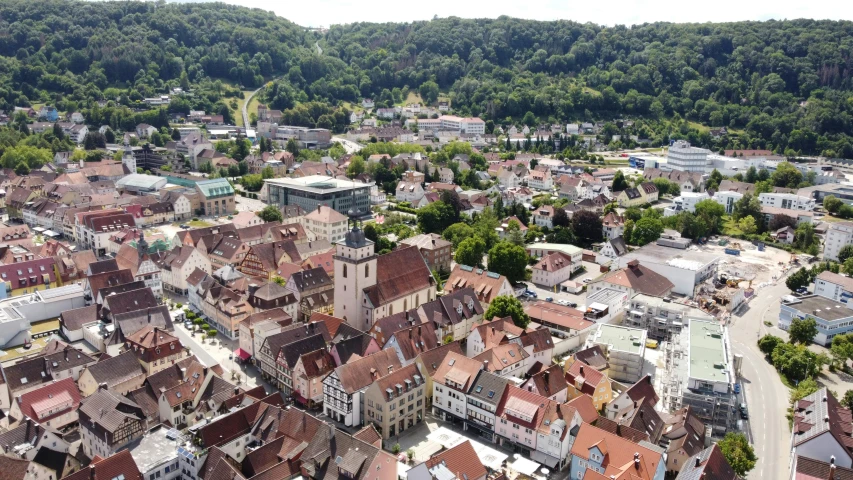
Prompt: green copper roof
<box><xmin>197</xmin><ymin>178</ymin><xmax>234</xmax><ymax>198</ymax></box>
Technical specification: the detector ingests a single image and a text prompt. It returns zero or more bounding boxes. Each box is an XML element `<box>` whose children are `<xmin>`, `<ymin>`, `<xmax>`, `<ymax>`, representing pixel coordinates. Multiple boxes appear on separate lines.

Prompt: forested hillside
<box><xmin>5</xmin><ymin>1</ymin><xmax>853</xmax><ymax>156</ymax></box>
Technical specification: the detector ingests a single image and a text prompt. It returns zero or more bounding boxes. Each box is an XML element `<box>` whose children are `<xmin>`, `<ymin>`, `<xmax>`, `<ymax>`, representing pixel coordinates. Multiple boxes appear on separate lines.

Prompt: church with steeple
<box><xmin>121</xmin><ymin>141</ymin><xmax>136</xmax><ymax>173</ymax></box>
<box><xmin>333</xmin><ymin>220</ymin><xmax>436</xmax><ymax>332</ymax></box>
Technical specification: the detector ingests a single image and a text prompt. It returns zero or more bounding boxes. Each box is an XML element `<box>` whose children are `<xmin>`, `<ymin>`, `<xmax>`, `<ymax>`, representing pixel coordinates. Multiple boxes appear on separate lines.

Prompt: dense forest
<box><xmin>6</xmin><ymin>1</ymin><xmax>853</xmax><ymax>156</ymax></box>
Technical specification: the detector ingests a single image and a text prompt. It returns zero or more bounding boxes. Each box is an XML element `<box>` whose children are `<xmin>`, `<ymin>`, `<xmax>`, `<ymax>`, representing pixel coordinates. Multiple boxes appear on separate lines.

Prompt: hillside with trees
<box><xmin>5</xmin><ymin>2</ymin><xmax>853</xmax><ymax>156</ymax></box>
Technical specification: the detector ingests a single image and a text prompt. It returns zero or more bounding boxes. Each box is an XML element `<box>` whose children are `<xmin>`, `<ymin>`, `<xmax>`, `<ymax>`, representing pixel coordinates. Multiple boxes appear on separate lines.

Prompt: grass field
<box><xmin>173</xmin><ymin>220</ymin><xmax>214</xmax><ymax>228</ymax></box>
<box><xmin>403</xmin><ymin>91</ymin><xmax>424</xmax><ymax>105</ymax></box>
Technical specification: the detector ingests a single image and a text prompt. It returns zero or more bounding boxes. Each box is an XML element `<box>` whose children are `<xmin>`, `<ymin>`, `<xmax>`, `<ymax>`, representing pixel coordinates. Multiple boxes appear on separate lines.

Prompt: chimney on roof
<box><xmin>544</xmin><ymin>370</ymin><xmax>549</xmax><ymax>385</ymax></box>
<box><xmin>634</xmin><ymin>453</ymin><xmax>640</xmax><ymax>469</ymax></box>
<box><xmin>248</xmin><ymin>283</ymin><xmax>259</xmax><ymax>298</ymax></box>
<box><xmin>181</xmin><ymin>367</ymin><xmax>187</xmax><ymax>382</ymax></box>
<box><xmin>627</xmin><ymin>260</ymin><xmax>639</xmax><ymax>269</ymax></box>
<box><xmin>235</xmin><ymin>387</ymin><xmax>240</xmax><ymax>396</ymax></box>
<box><xmin>694</xmin><ymin>456</ymin><xmax>701</xmax><ymax>468</ymax></box>
<box><xmin>483</xmin><ymin>360</ymin><xmax>488</xmax><ymax>370</ymax></box>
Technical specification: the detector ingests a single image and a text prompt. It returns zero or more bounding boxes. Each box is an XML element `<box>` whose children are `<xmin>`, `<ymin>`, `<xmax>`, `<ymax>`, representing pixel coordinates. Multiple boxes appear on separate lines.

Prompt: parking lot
<box><xmin>521</xmin><ymin>261</ymin><xmax>604</xmax><ymax>309</ymax></box>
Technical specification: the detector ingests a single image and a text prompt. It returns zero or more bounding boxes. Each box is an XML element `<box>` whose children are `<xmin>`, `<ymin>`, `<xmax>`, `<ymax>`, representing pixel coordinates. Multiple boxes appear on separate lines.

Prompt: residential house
<box><xmin>532</xmin><ymin>252</ymin><xmax>576</xmax><ymax>288</ymax></box>
<box><xmin>274</xmin><ymin>333</ymin><xmax>328</xmax><ymax>396</ymax></box>
<box><xmin>292</xmin><ymin>348</ymin><xmax>335</xmax><ymax>408</ymax></box>
<box><xmin>532</xmin><ymin>205</ymin><xmax>556</xmax><ymax>228</ymax></box>
<box><xmin>601</xmin><ymin>212</ymin><xmax>625</xmax><ymax>240</ymax></box>
<box><xmin>385</xmin><ymin>322</ymin><xmax>439</xmax><ymax>366</ymax></box>
<box><xmin>322</xmin><ymin>348</ymin><xmax>402</xmax><ymax>426</ymax></box>
<box><xmin>432</xmin><ymin>351</ymin><xmax>483</xmax><ymax>424</ymax></box>
<box><xmin>565</xmin><ymin>361</ymin><xmax>613</xmax><ymax>410</ymax></box>
<box><xmin>528</xmin><ymin>168</ymin><xmax>553</xmax><ymax>191</ymax></box>
<box><xmin>400</xmin><ymin>233</ymin><xmax>453</xmax><ymax>273</ymax></box>
<box><xmin>422</xmin><ymin>441</ymin><xmax>487</xmax><ymax>480</ymax></box>
<box><xmin>123</xmin><ymin>325</ymin><xmax>186</xmax><ymax>375</ymax></box>
<box><xmin>589</xmin><ymin>260</ymin><xmax>674</xmax><ymax>299</ymax></box>
<box><xmin>417</xmin><ymin>287</ymin><xmax>484</xmax><ymax>343</ymax></box>
<box><xmin>257</xmin><ymin>321</ymin><xmax>331</xmax><ymax>389</ymax></box>
<box><xmin>519</xmin><ymin>365</ymin><xmax>567</xmax><ymax>402</ymax></box>
<box><xmin>155</xmin><ymin>245</ymin><xmax>211</xmax><ymax>295</ymax></box>
<box><xmin>497</xmin><ymin>168</ymin><xmax>520</xmax><ymax>188</ymax></box>
<box><xmin>791</xmin><ymin>387</ymin><xmax>853</xmax><ymax>468</ymax></box>
<box><xmin>444</xmin><ymin>264</ymin><xmax>513</xmax><ymax>308</ymax></box>
<box><xmin>285</xmin><ymin>267</ymin><xmax>334</xmax><ymax>321</ymax></box>
<box><xmin>661</xmin><ymin>406</ymin><xmax>707</xmax><ymax>474</ymax></box>
<box><xmin>606</xmin><ymin>375</ymin><xmax>664</xmax><ymax>443</ymax></box>
<box><xmin>396</xmin><ymin>170</ymin><xmax>427</xmax><ymax>205</ymax></box>
<box><xmin>9</xmin><ymin>377</ymin><xmax>81</xmax><ymax>430</ymax></box>
<box><xmin>464</xmin><ymin>370</ymin><xmax>511</xmax><ymax>442</ymax></box>
<box><xmin>62</xmin><ymin>450</ymin><xmax>144</xmax><ymax>480</ymax></box>
<box><xmin>302</xmin><ymin>205</ymin><xmax>349</xmax><ymax>243</ymax></box>
<box><xmin>236</xmin><ymin>309</ymin><xmax>292</xmax><ymax>363</ymax></box>
<box><xmin>115</xmin><ymin>239</ymin><xmax>163</xmax><ymax>298</ymax></box>
<box><xmin>675</xmin><ymin>444</ymin><xmax>737</xmax><ymax>479</ymax></box>
<box><xmin>569</xmin><ymin>423</ymin><xmax>665</xmax><ymax>480</ymax></box>
<box><xmin>79</xmin><ymin>386</ymin><xmax>147</xmax><ymax>458</ymax></box>
<box><xmin>362</xmin><ymin>363</ymin><xmax>426</xmax><ymax>439</ymax></box>
<box><xmin>78</xmin><ymin>351</ymin><xmax>146</xmax><ymax>396</ymax></box>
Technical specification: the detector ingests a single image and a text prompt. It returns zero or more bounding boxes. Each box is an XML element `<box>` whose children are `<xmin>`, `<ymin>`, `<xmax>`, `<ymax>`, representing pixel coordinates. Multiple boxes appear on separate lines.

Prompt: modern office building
<box><xmin>265</xmin><ymin>175</ymin><xmax>370</xmax><ymax>216</ymax></box>
<box><xmin>666</xmin><ymin>141</ymin><xmax>710</xmax><ymax>172</ymax></box>
<box><xmin>779</xmin><ymin>295</ymin><xmax>853</xmax><ymax>346</ymax></box>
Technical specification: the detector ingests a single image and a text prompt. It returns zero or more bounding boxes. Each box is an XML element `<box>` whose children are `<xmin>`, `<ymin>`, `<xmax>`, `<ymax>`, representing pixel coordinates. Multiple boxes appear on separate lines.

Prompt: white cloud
<box><xmin>204</xmin><ymin>0</ymin><xmax>853</xmax><ymax>28</ymax></box>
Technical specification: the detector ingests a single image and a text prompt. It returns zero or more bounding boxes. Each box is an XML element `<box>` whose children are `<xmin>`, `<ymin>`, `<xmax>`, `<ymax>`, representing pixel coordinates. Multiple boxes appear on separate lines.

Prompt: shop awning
<box><xmin>234</xmin><ymin>348</ymin><xmax>251</xmax><ymax>361</ymax></box>
<box><xmin>510</xmin><ymin>457</ymin><xmax>540</xmax><ymax>476</ymax></box>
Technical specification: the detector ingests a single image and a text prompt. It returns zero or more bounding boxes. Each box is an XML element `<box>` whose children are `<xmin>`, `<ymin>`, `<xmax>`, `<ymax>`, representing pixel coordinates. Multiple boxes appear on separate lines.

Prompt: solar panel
<box><xmin>166</xmin><ymin>428</ymin><xmax>179</xmax><ymax>440</ymax></box>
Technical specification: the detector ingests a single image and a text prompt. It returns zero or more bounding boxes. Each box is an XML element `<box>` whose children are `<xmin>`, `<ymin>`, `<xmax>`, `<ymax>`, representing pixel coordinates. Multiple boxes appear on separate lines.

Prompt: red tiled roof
<box><xmin>425</xmin><ymin>441</ymin><xmax>487</xmax><ymax>480</ymax></box>
<box><xmin>16</xmin><ymin>377</ymin><xmax>80</xmax><ymax>424</ymax></box>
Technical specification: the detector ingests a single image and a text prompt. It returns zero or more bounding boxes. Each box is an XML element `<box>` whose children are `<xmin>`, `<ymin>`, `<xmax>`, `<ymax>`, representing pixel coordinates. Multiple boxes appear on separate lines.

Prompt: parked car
<box><xmin>557</xmin><ymin>300</ymin><xmax>569</xmax><ymax>306</ymax></box>
<box><xmin>739</xmin><ymin>403</ymin><xmax>749</xmax><ymax>419</ymax></box>
<box><xmin>526</xmin><ymin>290</ymin><xmax>538</xmax><ymax>298</ymax></box>
<box><xmin>734</xmin><ymin>383</ymin><xmax>741</xmax><ymax>394</ymax></box>
<box><xmin>568</xmin><ymin>302</ymin><xmax>578</xmax><ymax>308</ymax></box>
<box><xmin>545</xmin><ymin>297</ymin><xmax>553</xmax><ymax>302</ymax></box>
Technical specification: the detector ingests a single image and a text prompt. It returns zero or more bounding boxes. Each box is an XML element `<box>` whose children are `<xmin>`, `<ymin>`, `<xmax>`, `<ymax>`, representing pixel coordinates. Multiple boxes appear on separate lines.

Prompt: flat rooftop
<box><xmin>589</xmin><ymin>324</ymin><xmax>646</xmax><ymax>354</ymax></box>
<box><xmin>128</xmin><ymin>426</ymin><xmax>180</xmax><ymax>473</ymax></box>
<box><xmin>587</xmin><ymin>287</ymin><xmax>627</xmax><ymax>304</ymax></box>
<box><xmin>264</xmin><ymin>175</ymin><xmax>369</xmax><ymax>193</ymax></box>
<box><xmin>786</xmin><ymin>295</ymin><xmax>853</xmax><ymax>321</ymax></box>
<box><xmin>631</xmin><ymin>294</ymin><xmax>715</xmax><ymax>320</ymax></box>
<box><xmin>688</xmin><ymin>320</ymin><xmax>730</xmax><ymax>384</ymax></box>
<box><xmin>526</xmin><ymin>243</ymin><xmax>582</xmax><ymax>255</ymax></box>
<box><xmin>621</xmin><ymin>244</ymin><xmax>718</xmax><ymax>271</ymax></box>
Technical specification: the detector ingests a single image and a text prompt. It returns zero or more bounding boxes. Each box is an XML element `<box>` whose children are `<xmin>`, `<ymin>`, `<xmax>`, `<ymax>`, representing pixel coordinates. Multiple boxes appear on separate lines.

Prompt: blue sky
<box><xmin>197</xmin><ymin>0</ymin><xmax>853</xmax><ymax>28</ymax></box>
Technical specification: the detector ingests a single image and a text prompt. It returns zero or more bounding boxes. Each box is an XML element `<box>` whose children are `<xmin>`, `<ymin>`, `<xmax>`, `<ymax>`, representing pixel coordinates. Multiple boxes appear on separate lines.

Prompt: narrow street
<box><xmin>729</xmin><ymin>277</ymin><xmax>792</xmax><ymax>479</ymax></box>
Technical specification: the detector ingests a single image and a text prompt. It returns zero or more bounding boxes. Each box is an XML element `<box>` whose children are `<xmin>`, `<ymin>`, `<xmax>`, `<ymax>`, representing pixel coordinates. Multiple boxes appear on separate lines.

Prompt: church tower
<box><xmin>333</xmin><ymin>222</ymin><xmax>377</xmax><ymax>332</ymax></box>
<box><xmin>122</xmin><ymin>142</ymin><xmax>136</xmax><ymax>173</ymax></box>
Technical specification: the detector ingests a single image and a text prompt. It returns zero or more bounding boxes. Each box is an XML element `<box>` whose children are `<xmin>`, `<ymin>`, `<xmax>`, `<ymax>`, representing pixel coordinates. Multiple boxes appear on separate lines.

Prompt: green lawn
<box><xmin>173</xmin><ymin>220</ymin><xmax>214</xmax><ymax>228</ymax></box>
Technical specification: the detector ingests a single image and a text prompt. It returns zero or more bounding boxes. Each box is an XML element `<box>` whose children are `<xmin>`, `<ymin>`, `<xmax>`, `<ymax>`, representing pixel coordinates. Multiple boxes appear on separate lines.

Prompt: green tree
<box><xmin>484</xmin><ymin>295</ymin><xmax>530</xmax><ymax>329</ymax></box>
<box><xmin>442</xmin><ymin>223</ymin><xmax>475</xmax><ymax>248</ymax></box>
<box><xmin>738</xmin><ymin>216</ymin><xmax>757</xmax><ymax>235</ymax></box>
<box><xmin>789</xmin><ymin>317</ymin><xmax>818</xmax><ymax>345</ymax></box>
<box><xmin>844</xmin><ymin>258</ymin><xmax>853</xmax><ymax>275</ymax></box>
<box><xmin>758</xmin><ymin>334</ymin><xmax>783</xmax><ymax>356</ymax></box>
<box><xmin>771</xmin><ymin>162</ymin><xmax>804</xmax><ymax>188</ymax></box>
<box><xmin>571</xmin><ymin>210</ymin><xmax>603</xmax><ymax>246</ymax></box>
<box><xmin>261</xmin><ymin>166</ymin><xmax>275</xmax><ymax>179</ymax></box>
<box><xmin>717</xmin><ymin>433</ymin><xmax>757</xmax><ymax>478</ymax></box>
<box><xmin>824</xmin><ymin>195</ymin><xmax>843</xmax><ymax>215</ymax></box>
<box><xmin>745</xmin><ymin>166</ymin><xmax>758</xmax><ymax>183</ymax></box>
<box><xmin>418</xmin><ymin>81</ymin><xmax>439</xmax><ymax>105</ymax></box>
<box><xmin>455</xmin><ymin>236</ymin><xmax>486</xmax><ymax>267</ymax></box>
<box><xmin>706</xmin><ymin>169</ymin><xmax>723</xmax><ymax>190</ymax></box>
<box><xmin>285</xmin><ymin>138</ymin><xmax>299</xmax><ymax>155</ymax></box>
<box><xmin>1</xmin><ymin>145</ymin><xmax>52</xmax><ymax>170</ymax></box>
<box><xmin>14</xmin><ymin>162</ymin><xmax>30</xmax><ymax>176</ymax></box>
<box><xmin>786</xmin><ymin>267</ymin><xmax>810</xmax><ymax>291</ymax></box>
<box><xmin>171</xmin><ymin>128</ymin><xmax>181</xmax><ymax>140</ymax></box>
<box><xmin>417</xmin><ymin>201</ymin><xmax>456</xmax><ymax>234</ymax></box>
<box><xmin>258</xmin><ymin>205</ymin><xmax>283</xmax><ymax>223</ymax></box>
<box><xmin>487</xmin><ymin>242</ymin><xmax>528</xmax><ymax>283</ymax></box>
<box><xmin>347</xmin><ymin>156</ymin><xmax>366</xmax><ymax>178</ymax></box>
<box><xmin>611</xmin><ymin>170</ymin><xmax>629</xmax><ymax>191</ymax></box>
<box><xmin>630</xmin><ymin>217</ymin><xmax>664</xmax><ymax>245</ymax></box>
<box><xmin>838</xmin><ymin>244</ymin><xmax>853</xmax><ymax>263</ymax></box>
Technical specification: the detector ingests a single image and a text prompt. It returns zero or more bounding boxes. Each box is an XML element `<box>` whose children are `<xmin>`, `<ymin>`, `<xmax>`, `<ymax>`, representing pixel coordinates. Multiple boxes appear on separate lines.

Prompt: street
<box><xmin>729</xmin><ymin>275</ymin><xmax>792</xmax><ymax>479</ymax></box>
<box><xmin>332</xmin><ymin>136</ymin><xmax>363</xmax><ymax>154</ymax></box>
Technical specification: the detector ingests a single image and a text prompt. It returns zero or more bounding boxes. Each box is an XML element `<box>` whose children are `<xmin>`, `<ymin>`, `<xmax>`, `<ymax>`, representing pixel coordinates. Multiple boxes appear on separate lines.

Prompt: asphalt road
<box><xmin>729</xmin><ymin>274</ymin><xmax>792</xmax><ymax>479</ymax></box>
<box><xmin>242</xmin><ymin>86</ymin><xmax>263</xmax><ymax>128</ymax></box>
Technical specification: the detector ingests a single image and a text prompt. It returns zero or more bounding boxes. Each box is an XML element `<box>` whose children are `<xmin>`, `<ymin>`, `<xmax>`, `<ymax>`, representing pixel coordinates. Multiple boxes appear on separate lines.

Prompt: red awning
<box><xmin>234</xmin><ymin>348</ymin><xmax>251</xmax><ymax>361</ymax></box>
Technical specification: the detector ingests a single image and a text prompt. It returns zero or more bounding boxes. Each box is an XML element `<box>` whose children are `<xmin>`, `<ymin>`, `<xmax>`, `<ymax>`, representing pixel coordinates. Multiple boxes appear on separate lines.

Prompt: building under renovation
<box><xmin>656</xmin><ymin>319</ymin><xmax>740</xmax><ymax>438</ymax></box>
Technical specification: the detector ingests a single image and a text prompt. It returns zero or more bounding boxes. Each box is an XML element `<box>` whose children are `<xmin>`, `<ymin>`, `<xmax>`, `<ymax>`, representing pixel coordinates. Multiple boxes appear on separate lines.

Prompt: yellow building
<box><xmin>565</xmin><ymin>358</ymin><xmax>614</xmax><ymax>410</ymax></box>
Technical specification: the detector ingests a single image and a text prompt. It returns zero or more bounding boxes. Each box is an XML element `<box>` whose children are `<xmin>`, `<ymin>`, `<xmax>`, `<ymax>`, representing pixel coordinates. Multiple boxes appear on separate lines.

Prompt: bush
<box><xmin>392</xmin><ymin>444</ymin><xmax>401</xmax><ymax>454</ymax></box>
<box><xmin>406</xmin><ymin>449</ymin><xmax>414</xmax><ymax>461</ymax></box>
<box><xmin>176</xmin><ymin>303</ymin><xmax>183</xmax><ymax>308</ymax></box>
